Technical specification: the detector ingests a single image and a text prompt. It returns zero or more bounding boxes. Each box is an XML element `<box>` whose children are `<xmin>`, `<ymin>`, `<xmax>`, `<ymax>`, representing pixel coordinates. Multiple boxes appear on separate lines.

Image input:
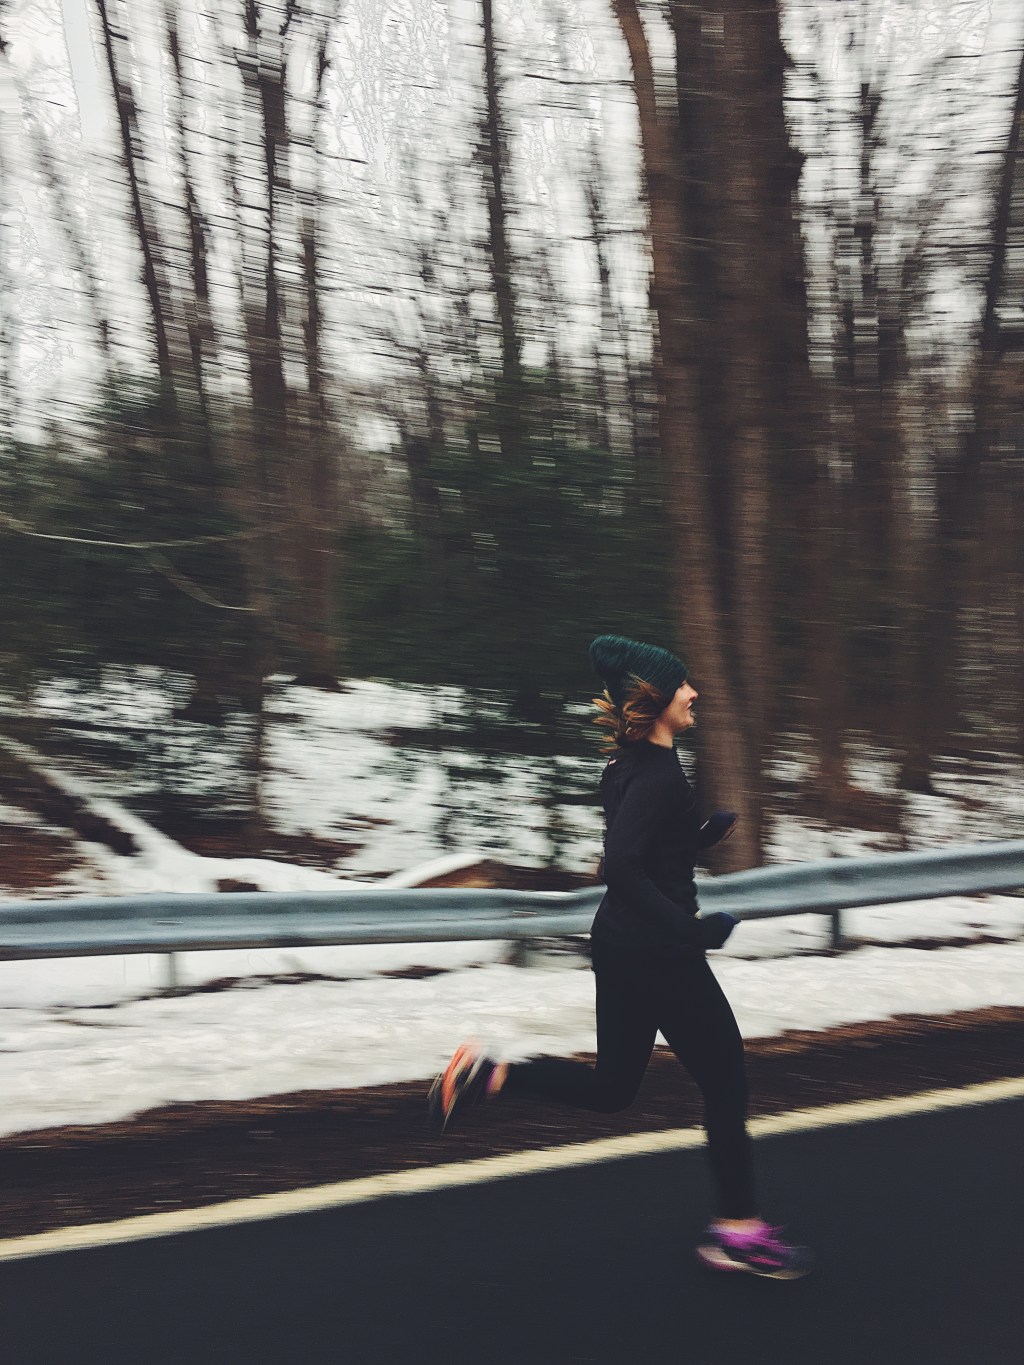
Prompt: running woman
<box><xmin>428</xmin><ymin>634</ymin><xmax>812</xmax><ymax>1280</ymax></box>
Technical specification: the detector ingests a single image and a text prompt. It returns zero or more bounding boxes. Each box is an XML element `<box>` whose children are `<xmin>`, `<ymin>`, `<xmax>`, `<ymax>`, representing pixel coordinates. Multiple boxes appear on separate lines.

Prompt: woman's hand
<box><xmin>696</xmin><ymin>911</ymin><xmax>738</xmax><ymax>949</ymax></box>
<box><xmin>697</xmin><ymin>811</ymin><xmax>739</xmax><ymax>850</ymax></box>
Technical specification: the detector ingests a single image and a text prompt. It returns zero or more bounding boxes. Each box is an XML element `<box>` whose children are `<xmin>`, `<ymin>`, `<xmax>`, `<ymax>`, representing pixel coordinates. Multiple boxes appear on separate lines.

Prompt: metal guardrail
<box><xmin>1</xmin><ymin>840</ymin><xmax>1023</xmax><ymax>987</ymax></box>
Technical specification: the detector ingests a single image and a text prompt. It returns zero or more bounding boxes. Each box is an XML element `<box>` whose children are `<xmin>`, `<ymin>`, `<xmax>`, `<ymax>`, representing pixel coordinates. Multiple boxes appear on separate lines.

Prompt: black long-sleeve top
<box><xmin>591</xmin><ymin>739</ymin><xmax>708</xmax><ymax>953</ymax></box>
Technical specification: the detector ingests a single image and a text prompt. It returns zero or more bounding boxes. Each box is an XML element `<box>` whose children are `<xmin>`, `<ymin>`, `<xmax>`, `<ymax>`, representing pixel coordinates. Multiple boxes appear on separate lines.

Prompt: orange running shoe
<box><xmin>427</xmin><ymin>1041</ymin><xmax>496</xmax><ymax>1134</ymax></box>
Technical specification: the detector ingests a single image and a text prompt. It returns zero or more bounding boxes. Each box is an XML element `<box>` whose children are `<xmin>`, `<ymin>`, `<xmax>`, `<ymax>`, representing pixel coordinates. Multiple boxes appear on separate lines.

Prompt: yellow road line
<box><xmin>2</xmin><ymin>1074</ymin><xmax>1022</xmax><ymax>1265</ymax></box>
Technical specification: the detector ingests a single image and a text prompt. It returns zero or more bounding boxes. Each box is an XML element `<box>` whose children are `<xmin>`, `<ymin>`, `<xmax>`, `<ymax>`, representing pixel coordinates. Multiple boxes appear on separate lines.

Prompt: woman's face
<box><xmin>663</xmin><ymin>681</ymin><xmax>698</xmax><ymax>733</ymax></box>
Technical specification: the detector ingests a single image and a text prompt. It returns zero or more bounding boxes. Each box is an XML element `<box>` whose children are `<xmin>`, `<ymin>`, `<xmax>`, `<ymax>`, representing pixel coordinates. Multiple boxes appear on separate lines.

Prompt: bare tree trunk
<box><xmin>581</xmin><ymin>171</ymin><xmax>614</xmax><ymax>458</ymax></box>
<box><xmin>611</xmin><ymin>0</ymin><xmax>760</xmax><ymax>869</ymax></box>
<box><xmin>607</xmin><ymin>0</ymin><xmax>819</xmax><ymax>860</ymax></box>
<box><xmin>671</xmin><ymin>0</ymin><xmax>726</xmax><ymax>492</ymax></box>
<box><xmin>0</xmin><ymin>20</ymin><xmax>14</xmax><ymax>453</ymax></box>
<box><xmin>478</xmin><ymin>0</ymin><xmax>553</xmax><ymax>709</ymax></box>
<box><xmin>480</xmin><ymin>0</ymin><xmax>524</xmax><ymax>472</ymax></box>
<box><xmin>94</xmin><ymin>0</ymin><xmax>177</xmax><ymax>393</ymax></box>
<box><xmin>956</xmin><ymin>42</ymin><xmax>1024</xmax><ymax>680</ymax></box>
<box><xmin>745</xmin><ymin>2</ymin><xmax>851</xmax><ymax>810</ymax></box>
<box><xmin>829</xmin><ymin>31</ymin><xmax>916</xmax><ymax>793</ymax></box>
<box><xmin>709</xmin><ymin>0</ymin><xmax>789</xmax><ymax>849</ymax></box>
<box><xmin>976</xmin><ymin>46</ymin><xmax>1024</xmax><ymax>413</ymax></box>
<box><xmin>224</xmin><ymin>0</ymin><xmax>293</xmax><ymax>846</ymax></box>
<box><xmin>404</xmin><ymin>202</ymin><xmax>453</xmax><ymax>598</ymax></box>
<box><xmin>233</xmin><ymin>0</ymin><xmax>289</xmax><ymax>718</ymax></box>
<box><xmin>388</xmin><ymin>162</ymin><xmax>487</xmax><ymax>617</ymax></box>
<box><xmin>245</xmin><ymin>2</ymin><xmax>289</xmax><ymax>453</ymax></box>
<box><xmin>0</xmin><ymin>129</ymin><xmax>15</xmax><ymax>453</ymax></box>
<box><xmin>845</xmin><ymin>84</ymin><xmax>902</xmax><ymax>659</ymax></box>
<box><xmin>163</xmin><ymin>3</ymin><xmax>216</xmax><ymax>420</ymax></box>
<box><xmin>292</xmin><ymin>15</ymin><xmax>342</xmax><ymax>684</ymax></box>
<box><xmin>582</xmin><ymin>149</ymin><xmax>640</xmax><ymax>477</ymax></box>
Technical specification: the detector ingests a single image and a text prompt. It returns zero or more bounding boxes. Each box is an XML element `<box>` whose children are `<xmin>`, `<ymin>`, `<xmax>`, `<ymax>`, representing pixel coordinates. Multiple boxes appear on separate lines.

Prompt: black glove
<box><xmin>696</xmin><ymin>911</ymin><xmax>738</xmax><ymax>949</ymax></box>
<box><xmin>697</xmin><ymin>811</ymin><xmax>739</xmax><ymax>850</ymax></box>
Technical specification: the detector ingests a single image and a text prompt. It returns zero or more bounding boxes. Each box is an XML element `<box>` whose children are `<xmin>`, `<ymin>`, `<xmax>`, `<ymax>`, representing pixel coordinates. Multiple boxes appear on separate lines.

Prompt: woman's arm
<box><xmin>602</xmin><ymin>765</ymin><xmax>732</xmax><ymax>946</ymax></box>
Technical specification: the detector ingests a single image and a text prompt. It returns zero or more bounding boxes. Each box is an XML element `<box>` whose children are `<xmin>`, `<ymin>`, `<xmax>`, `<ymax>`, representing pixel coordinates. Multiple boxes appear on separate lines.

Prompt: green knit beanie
<box><xmin>589</xmin><ymin>634</ymin><xmax>688</xmax><ymax>710</ymax></box>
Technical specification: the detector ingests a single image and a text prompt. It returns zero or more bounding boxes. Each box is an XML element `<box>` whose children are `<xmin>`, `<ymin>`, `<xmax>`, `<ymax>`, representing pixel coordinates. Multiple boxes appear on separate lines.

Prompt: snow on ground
<box><xmin>1</xmin><ymin>671</ymin><xmax>1024</xmax><ymax>1138</ymax></box>
<box><xmin>0</xmin><ymin>731</ymin><xmax>361</xmax><ymax>898</ymax></box>
<box><xmin>0</xmin><ymin>888</ymin><xmax>1021</xmax><ymax>1138</ymax></box>
<box><xmin>5</xmin><ymin>673</ymin><xmax>603</xmax><ymax>880</ymax></box>
<box><xmin>0</xmin><ymin>935</ymin><xmax>1023</xmax><ymax>1138</ymax></box>
<box><xmin>263</xmin><ymin>680</ymin><xmax>602</xmax><ymax>875</ymax></box>
<box><xmin>0</xmin><ymin>729</ymin><xmax>493</xmax><ymax>901</ymax></box>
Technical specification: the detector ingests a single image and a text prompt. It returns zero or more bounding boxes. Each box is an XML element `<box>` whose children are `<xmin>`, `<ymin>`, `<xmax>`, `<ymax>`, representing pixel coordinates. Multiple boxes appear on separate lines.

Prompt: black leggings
<box><xmin>502</xmin><ymin>936</ymin><xmax>756</xmax><ymax>1218</ymax></box>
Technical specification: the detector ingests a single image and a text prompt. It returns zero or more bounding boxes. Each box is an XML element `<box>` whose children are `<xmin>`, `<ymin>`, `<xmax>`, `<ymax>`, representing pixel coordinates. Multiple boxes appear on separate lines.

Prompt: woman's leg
<box><xmin>501</xmin><ymin>943</ymin><xmax>658</xmax><ymax>1114</ymax></box>
<box><xmin>652</xmin><ymin>958</ymin><xmax>756</xmax><ymax>1219</ymax></box>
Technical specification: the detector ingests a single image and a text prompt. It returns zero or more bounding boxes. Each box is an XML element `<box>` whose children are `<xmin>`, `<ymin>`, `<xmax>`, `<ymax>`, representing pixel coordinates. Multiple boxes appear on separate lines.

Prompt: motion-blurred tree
<box><xmin>2</xmin><ymin>0</ymin><xmax>1023</xmax><ymax>863</ymax></box>
<box><xmin>609</xmin><ymin>0</ymin><xmax>821</xmax><ymax>866</ymax></box>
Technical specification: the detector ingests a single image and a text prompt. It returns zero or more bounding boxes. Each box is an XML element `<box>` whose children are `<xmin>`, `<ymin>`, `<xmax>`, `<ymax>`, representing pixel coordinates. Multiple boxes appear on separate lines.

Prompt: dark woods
<box><xmin>1</xmin><ymin>1</ymin><xmax>1022</xmax><ymax>866</ymax></box>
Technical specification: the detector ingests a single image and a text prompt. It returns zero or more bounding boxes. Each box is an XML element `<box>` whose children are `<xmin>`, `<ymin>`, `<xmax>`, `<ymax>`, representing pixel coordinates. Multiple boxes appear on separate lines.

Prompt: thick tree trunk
<box><xmin>710</xmin><ymin>0</ymin><xmax>790</xmax><ymax>849</ymax></box>
<box><xmin>237</xmin><ymin>4</ymin><xmax>299</xmax><ymax>679</ymax></box>
<box><xmin>164</xmin><ymin>3</ymin><xmax>215</xmax><ymax>420</ymax></box>
<box><xmin>291</xmin><ymin>22</ymin><xmax>341</xmax><ymax>685</ymax></box>
<box><xmin>611</xmin><ymin>0</ymin><xmax>760</xmax><ymax>869</ymax></box>
<box><xmin>740</xmin><ymin>1</ymin><xmax>851</xmax><ymax>808</ymax></box>
<box><xmin>479</xmin><ymin>0</ymin><xmax>553</xmax><ymax>704</ymax></box>
<box><xmin>608</xmin><ymin>0</ymin><xmax>817</xmax><ymax>864</ymax></box>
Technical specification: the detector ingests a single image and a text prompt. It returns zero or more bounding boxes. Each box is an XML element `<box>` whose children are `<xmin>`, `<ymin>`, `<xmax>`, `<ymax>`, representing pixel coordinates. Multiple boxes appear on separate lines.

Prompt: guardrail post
<box><xmin>828</xmin><ymin>910</ymin><xmax>844</xmax><ymax>951</ymax></box>
<box><xmin>165</xmin><ymin>952</ymin><xmax>179</xmax><ymax>990</ymax></box>
<box><xmin>505</xmin><ymin>938</ymin><xmax>536</xmax><ymax>968</ymax></box>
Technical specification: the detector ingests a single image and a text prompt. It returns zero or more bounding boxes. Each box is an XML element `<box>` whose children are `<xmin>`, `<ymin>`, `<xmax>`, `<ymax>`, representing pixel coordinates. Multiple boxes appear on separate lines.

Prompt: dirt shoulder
<box><xmin>1</xmin><ymin>1006</ymin><xmax>1022</xmax><ymax>1241</ymax></box>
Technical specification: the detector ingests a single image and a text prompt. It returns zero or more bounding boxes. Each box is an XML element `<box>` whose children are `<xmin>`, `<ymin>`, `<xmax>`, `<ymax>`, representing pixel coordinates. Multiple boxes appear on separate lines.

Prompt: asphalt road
<box><xmin>1</xmin><ymin>1095</ymin><xmax>1021</xmax><ymax>1365</ymax></box>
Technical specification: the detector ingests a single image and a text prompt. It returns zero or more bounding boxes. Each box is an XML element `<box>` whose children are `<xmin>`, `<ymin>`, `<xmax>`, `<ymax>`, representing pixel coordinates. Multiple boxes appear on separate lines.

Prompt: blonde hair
<box><xmin>591</xmin><ymin>677</ymin><xmax>668</xmax><ymax>751</ymax></box>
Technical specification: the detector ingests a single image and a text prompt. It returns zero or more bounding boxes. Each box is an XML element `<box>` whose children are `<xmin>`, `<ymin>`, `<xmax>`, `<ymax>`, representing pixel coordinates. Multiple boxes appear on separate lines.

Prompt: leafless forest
<box><xmin>1</xmin><ymin>0</ymin><xmax>1022</xmax><ymax>868</ymax></box>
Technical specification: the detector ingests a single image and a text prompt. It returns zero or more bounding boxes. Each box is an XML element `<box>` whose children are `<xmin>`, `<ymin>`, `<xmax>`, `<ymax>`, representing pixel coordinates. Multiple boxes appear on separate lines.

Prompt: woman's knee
<box><xmin>702</xmin><ymin>1086</ymin><xmax>749</xmax><ymax>1132</ymax></box>
<box><xmin>693</xmin><ymin>1072</ymin><xmax>748</xmax><ymax>1124</ymax></box>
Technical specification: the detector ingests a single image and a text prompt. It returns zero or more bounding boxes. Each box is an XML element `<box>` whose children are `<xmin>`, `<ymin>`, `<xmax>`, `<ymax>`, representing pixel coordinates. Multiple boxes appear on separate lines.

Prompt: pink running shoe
<box><xmin>427</xmin><ymin>1042</ymin><xmax>496</xmax><ymax>1134</ymax></box>
<box><xmin>696</xmin><ymin>1221</ymin><xmax>813</xmax><ymax>1280</ymax></box>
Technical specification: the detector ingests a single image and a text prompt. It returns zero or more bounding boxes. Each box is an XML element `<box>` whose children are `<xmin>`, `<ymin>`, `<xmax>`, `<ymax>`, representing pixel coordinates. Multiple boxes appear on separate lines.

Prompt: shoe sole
<box><xmin>696</xmin><ymin>1244</ymin><xmax>812</xmax><ymax>1281</ymax></box>
<box><xmin>427</xmin><ymin>1045</ymin><xmax>484</xmax><ymax>1135</ymax></box>
<box><xmin>426</xmin><ymin>1075</ymin><xmax>447</xmax><ymax>1134</ymax></box>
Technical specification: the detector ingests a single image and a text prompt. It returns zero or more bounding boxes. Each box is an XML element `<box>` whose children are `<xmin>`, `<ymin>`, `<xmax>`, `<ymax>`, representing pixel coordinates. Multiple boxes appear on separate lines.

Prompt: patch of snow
<box><xmin>380</xmin><ymin>851</ymin><xmax>496</xmax><ymax>887</ymax></box>
<box><xmin>0</xmin><ymin>734</ymin><xmax>367</xmax><ymax>897</ymax></box>
<box><xmin>846</xmin><ymin>741</ymin><xmax>902</xmax><ymax>797</ymax></box>
<box><xmin>843</xmin><ymin>894</ymin><xmax>1024</xmax><ymax>945</ymax></box>
<box><xmin>0</xmin><ymin>941</ymin><xmax>510</xmax><ymax>1011</ymax></box>
<box><xmin>765</xmin><ymin>816</ymin><xmax>901</xmax><ymax>865</ymax></box>
<box><xmin>0</xmin><ymin>800</ymin><xmax>50</xmax><ymax>830</ymax></box>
